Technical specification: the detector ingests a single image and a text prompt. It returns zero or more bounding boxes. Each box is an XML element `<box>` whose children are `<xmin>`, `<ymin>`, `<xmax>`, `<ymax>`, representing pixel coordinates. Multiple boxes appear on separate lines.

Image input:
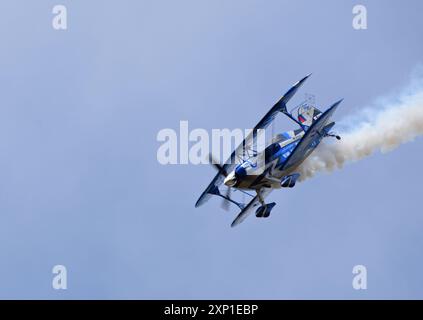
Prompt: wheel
<box><xmin>255</xmin><ymin>202</ymin><xmax>276</xmax><ymax>218</ymax></box>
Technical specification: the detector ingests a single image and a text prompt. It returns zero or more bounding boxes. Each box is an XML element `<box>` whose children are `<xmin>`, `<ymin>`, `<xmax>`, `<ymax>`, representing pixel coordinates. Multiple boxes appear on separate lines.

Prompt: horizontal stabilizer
<box><xmin>281</xmin><ymin>98</ymin><xmax>343</xmax><ymax>171</ymax></box>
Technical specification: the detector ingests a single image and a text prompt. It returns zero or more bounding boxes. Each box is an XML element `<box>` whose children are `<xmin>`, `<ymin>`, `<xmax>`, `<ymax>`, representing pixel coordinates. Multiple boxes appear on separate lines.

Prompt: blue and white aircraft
<box><xmin>195</xmin><ymin>75</ymin><xmax>343</xmax><ymax>227</ymax></box>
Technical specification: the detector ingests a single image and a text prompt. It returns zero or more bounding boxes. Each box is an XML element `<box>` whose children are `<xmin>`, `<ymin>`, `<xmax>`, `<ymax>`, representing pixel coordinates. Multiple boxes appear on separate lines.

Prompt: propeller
<box><xmin>208</xmin><ymin>153</ymin><xmax>232</xmax><ymax>210</ymax></box>
<box><xmin>208</xmin><ymin>154</ymin><xmax>228</xmax><ymax>177</ymax></box>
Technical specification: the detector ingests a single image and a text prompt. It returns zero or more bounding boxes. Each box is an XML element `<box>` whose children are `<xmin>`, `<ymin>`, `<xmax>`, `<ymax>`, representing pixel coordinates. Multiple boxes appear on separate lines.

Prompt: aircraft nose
<box><xmin>224</xmin><ymin>172</ymin><xmax>237</xmax><ymax>187</ymax></box>
<box><xmin>224</xmin><ymin>165</ymin><xmax>247</xmax><ymax>187</ymax></box>
<box><xmin>235</xmin><ymin>165</ymin><xmax>247</xmax><ymax>178</ymax></box>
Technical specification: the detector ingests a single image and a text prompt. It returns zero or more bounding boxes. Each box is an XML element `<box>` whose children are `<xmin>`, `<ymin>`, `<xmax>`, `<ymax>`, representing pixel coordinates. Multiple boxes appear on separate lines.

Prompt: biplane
<box><xmin>195</xmin><ymin>74</ymin><xmax>343</xmax><ymax>227</ymax></box>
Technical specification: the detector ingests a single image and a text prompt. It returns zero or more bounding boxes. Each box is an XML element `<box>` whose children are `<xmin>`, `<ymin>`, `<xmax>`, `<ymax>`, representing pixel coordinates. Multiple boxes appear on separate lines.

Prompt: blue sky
<box><xmin>0</xmin><ymin>0</ymin><xmax>422</xmax><ymax>299</ymax></box>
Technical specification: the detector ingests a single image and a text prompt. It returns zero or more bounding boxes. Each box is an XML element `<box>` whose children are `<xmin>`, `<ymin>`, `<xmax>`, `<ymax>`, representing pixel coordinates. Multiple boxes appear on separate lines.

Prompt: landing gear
<box><xmin>255</xmin><ymin>202</ymin><xmax>276</xmax><ymax>218</ymax></box>
<box><xmin>255</xmin><ymin>189</ymin><xmax>276</xmax><ymax>218</ymax></box>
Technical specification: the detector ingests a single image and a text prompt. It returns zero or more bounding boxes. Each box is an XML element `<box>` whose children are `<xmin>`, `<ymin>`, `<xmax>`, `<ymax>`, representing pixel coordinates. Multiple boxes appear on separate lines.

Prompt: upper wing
<box><xmin>222</xmin><ymin>73</ymin><xmax>312</xmax><ymax>171</ymax></box>
<box><xmin>195</xmin><ymin>75</ymin><xmax>311</xmax><ymax>208</ymax></box>
<box><xmin>231</xmin><ymin>188</ymin><xmax>272</xmax><ymax>227</ymax></box>
<box><xmin>282</xmin><ymin>99</ymin><xmax>343</xmax><ymax>171</ymax></box>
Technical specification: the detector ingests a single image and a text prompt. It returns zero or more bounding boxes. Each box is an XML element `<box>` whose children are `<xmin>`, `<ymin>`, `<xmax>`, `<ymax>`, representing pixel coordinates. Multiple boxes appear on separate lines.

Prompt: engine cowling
<box><xmin>281</xmin><ymin>173</ymin><xmax>300</xmax><ymax>188</ymax></box>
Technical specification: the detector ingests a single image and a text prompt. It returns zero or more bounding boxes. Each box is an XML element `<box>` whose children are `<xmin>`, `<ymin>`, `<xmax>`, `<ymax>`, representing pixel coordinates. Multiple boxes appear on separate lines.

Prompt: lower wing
<box><xmin>231</xmin><ymin>188</ymin><xmax>273</xmax><ymax>227</ymax></box>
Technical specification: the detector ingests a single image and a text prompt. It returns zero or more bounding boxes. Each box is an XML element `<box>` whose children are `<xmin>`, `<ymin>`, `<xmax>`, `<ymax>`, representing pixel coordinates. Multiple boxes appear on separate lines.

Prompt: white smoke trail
<box><xmin>298</xmin><ymin>72</ymin><xmax>423</xmax><ymax>181</ymax></box>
